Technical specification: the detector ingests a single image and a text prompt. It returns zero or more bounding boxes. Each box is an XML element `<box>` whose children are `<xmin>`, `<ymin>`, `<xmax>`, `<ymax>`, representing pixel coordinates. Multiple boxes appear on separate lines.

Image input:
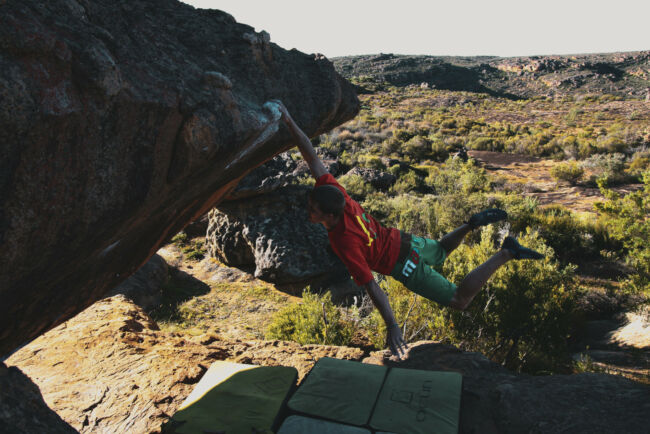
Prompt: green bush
<box><xmin>443</xmin><ymin>227</ymin><xmax>578</xmax><ymax>372</ymax></box>
<box><xmin>391</xmin><ymin>170</ymin><xmax>426</xmax><ymax>195</ymax></box>
<box><xmin>265</xmin><ymin>290</ymin><xmax>355</xmax><ymax>346</ymax></box>
<box><xmin>362</xmin><ymin>277</ymin><xmax>453</xmax><ymax>350</ymax></box>
<box><xmin>338</xmin><ymin>173</ymin><xmax>375</xmax><ymax>199</ymax></box>
<box><xmin>595</xmin><ymin>171</ymin><xmax>650</xmax><ymax>295</ymax></box>
<box><xmin>403</xmin><ymin>135</ymin><xmax>431</xmax><ymax>160</ymax></box>
<box><xmin>581</xmin><ymin>153</ymin><xmax>628</xmax><ymax>185</ymax></box>
<box><xmin>505</xmin><ymin>202</ymin><xmax>614</xmax><ymax>266</ymax></box>
<box><xmin>425</xmin><ymin>158</ymin><xmax>490</xmax><ymax>195</ymax></box>
<box><xmin>551</xmin><ymin>162</ymin><xmax>584</xmax><ymax>185</ymax></box>
<box><xmin>182</xmin><ymin>240</ymin><xmax>206</xmax><ymax>261</ymax></box>
<box><xmin>358</xmin><ymin>154</ymin><xmax>386</xmax><ymax>170</ymax></box>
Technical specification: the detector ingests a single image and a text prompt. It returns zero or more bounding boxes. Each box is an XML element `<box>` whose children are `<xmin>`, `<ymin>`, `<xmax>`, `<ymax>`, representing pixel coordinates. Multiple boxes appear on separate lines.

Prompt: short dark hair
<box><xmin>309</xmin><ymin>185</ymin><xmax>345</xmax><ymax>216</ymax></box>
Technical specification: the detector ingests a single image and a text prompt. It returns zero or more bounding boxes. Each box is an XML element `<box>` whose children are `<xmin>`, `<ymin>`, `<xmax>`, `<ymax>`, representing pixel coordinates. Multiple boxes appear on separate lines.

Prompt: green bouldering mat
<box><xmin>287</xmin><ymin>357</ymin><xmax>388</xmax><ymax>426</ymax></box>
<box><xmin>165</xmin><ymin>361</ymin><xmax>297</xmax><ymax>434</ymax></box>
<box><xmin>277</xmin><ymin>415</ymin><xmax>371</xmax><ymax>434</ymax></box>
<box><xmin>369</xmin><ymin>368</ymin><xmax>462</xmax><ymax>434</ymax></box>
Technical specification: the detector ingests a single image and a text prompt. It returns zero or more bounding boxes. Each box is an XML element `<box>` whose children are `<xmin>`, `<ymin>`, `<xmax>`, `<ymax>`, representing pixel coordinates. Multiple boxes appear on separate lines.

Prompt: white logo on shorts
<box><xmin>401</xmin><ymin>247</ymin><xmax>420</xmax><ymax>278</ymax></box>
<box><xmin>402</xmin><ymin>260</ymin><xmax>416</xmax><ymax>277</ymax></box>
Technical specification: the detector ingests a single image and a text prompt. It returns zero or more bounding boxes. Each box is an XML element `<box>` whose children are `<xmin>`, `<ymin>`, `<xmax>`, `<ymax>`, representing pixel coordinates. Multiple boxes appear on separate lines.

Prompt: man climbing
<box><xmin>273</xmin><ymin>101</ymin><xmax>544</xmax><ymax>358</ymax></box>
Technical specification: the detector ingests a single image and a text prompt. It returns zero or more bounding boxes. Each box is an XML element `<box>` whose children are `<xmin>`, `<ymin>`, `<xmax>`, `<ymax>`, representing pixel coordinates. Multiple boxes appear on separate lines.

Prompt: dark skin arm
<box><xmin>365</xmin><ymin>278</ymin><xmax>408</xmax><ymax>358</ymax></box>
<box><xmin>273</xmin><ymin>101</ymin><xmax>328</xmax><ymax>180</ymax></box>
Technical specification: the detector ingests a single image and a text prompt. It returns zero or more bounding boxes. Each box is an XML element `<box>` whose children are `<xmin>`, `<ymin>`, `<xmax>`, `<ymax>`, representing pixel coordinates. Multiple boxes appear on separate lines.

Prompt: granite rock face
<box><xmin>365</xmin><ymin>342</ymin><xmax>650</xmax><ymax>434</ymax></box>
<box><xmin>0</xmin><ymin>0</ymin><xmax>359</xmax><ymax>355</ymax></box>
<box><xmin>4</xmin><ymin>295</ymin><xmax>364</xmax><ymax>433</ymax></box>
<box><xmin>6</xmin><ymin>296</ymin><xmax>649</xmax><ymax>434</ymax></box>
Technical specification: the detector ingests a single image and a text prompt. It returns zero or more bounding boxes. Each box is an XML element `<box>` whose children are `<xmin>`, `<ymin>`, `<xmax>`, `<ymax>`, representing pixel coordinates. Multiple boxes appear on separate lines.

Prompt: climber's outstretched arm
<box><xmin>365</xmin><ymin>278</ymin><xmax>408</xmax><ymax>358</ymax></box>
<box><xmin>275</xmin><ymin>102</ymin><xmax>328</xmax><ymax>180</ymax></box>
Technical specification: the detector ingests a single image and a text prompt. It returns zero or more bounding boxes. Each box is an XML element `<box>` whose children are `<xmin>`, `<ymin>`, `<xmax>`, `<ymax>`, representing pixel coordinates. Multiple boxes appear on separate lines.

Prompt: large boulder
<box><xmin>364</xmin><ymin>342</ymin><xmax>650</xmax><ymax>433</ymax></box>
<box><xmin>206</xmin><ymin>185</ymin><xmax>361</xmax><ymax>300</ymax></box>
<box><xmin>0</xmin><ymin>0</ymin><xmax>359</xmax><ymax>356</ymax></box>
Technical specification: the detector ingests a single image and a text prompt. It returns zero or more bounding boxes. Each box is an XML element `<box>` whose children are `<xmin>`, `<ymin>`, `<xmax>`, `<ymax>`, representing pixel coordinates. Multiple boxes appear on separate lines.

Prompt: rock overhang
<box><xmin>0</xmin><ymin>0</ymin><xmax>360</xmax><ymax>356</ymax></box>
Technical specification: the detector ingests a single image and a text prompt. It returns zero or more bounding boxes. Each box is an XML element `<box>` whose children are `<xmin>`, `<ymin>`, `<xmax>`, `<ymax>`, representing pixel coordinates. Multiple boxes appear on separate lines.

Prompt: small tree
<box><xmin>551</xmin><ymin>161</ymin><xmax>584</xmax><ymax>185</ymax></box>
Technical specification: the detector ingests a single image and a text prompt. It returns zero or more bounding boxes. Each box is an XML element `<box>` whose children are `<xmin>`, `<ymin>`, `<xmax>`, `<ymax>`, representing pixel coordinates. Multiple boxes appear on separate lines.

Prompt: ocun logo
<box><xmin>402</xmin><ymin>247</ymin><xmax>420</xmax><ymax>278</ymax></box>
<box><xmin>355</xmin><ymin>213</ymin><xmax>377</xmax><ymax>247</ymax></box>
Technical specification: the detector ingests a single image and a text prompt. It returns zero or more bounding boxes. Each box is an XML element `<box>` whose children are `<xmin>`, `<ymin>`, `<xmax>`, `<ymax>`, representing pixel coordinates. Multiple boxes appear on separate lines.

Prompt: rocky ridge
<box><xmin>333</xmin><ymin>51</ymin><xmax>650</xmax><ymax>98</ymax></box>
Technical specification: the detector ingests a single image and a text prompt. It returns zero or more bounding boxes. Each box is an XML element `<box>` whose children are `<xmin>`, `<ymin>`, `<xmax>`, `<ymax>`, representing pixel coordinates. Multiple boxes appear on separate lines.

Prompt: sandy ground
<box><xmin>469</xmin><ymin>150</ymin><xmax>642</xmax><ymax>214</ymax></box>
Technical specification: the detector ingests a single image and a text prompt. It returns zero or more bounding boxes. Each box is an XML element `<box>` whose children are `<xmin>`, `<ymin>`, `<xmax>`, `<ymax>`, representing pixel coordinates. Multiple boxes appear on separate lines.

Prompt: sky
<box><xmin>183</xmin><ymin>1</ymin><xmax>649</xmax><ymax>58</ymax></box>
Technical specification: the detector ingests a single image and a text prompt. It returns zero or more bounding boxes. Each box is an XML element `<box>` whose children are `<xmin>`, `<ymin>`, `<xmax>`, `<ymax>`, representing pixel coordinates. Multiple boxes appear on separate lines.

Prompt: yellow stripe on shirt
<box><xmin>356</xmin><ymin>215</ymin><xmax>374</xmax><ymax>247</ymax></box>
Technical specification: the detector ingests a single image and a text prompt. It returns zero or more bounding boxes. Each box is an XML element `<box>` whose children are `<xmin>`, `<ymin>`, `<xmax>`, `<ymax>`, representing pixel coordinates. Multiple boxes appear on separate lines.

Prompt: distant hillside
<box><xmin>332</xmin><ymin>51</ymin><xmax>650</xmax><ymax>99</ymax></box>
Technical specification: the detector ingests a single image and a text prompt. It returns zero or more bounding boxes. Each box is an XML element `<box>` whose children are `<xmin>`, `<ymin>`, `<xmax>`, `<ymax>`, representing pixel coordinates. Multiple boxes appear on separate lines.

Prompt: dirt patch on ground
<box><xmin>469</xmin><ymin>150</ymin><xmax>641</xmax><ymax>214</ymax></box>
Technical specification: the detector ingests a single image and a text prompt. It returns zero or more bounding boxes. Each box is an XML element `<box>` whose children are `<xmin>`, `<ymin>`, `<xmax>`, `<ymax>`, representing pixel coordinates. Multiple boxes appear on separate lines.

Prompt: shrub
<box><xmin>629</xmin><ymin>150</ymin><xmax>650</xmax><ymax>175</ymax></box>
<box><xmin>425</xmin><ymin>158</ymin><xmax>490</xmax><ymax>195</ymax></box>
<box><xmin>391</xmin><ymin>170</ymin><xmax>426</xmax><ymax>195</ymax></box>
<box><xmin>393</xmin><ymin>128</ymin><xmax>415</xmax><ymax>142</ymax></box>
<box><xmin>171</xmin><ymin>231</ymin><xmax>189</xmax><ymax>245</ymax></box>
<box><xmin>581</xmin><ymin>153</ymin><xmax>627</xmax><ymax>185</ymax></box>
<box><xmin>430</xmin><ymin>138</ymin><xmax>450</xmax><ymax>162</ymax></box>
<box><xmin>443</xmin><ymin>227</ymin><xmax>578</xmax><ymax>372</ymax></box>
<box><xmin>403</xmin><ymin>135</ymin><xmax>431</xmax><ymax>160</ymax></box>
<box><xmin>595</xmin><ymin>171</ymin><xmax>650</xmax><ymax>295</ymax></box>
<box><xmin>338</xmin><ymin>173</ymin><xmax>375</xmax><ymax>199</ymax></box>
<box><xmin>551</xmin><ymin>162</ymin><xmax>584</xmax><ymax>185</ymax></box>
<box><xmin>265</xmin><ymin>290</ymin><xmax>355</xmax><ymax>346</ymax></box>
<box><xmin>358</xmin><ymin>154</ymin><xmax>386</xmax><ymax>170</ymax></box>
<box><xmin>182</xmin><ymin>240</ymin><xmax>206</xmax><ymax>261</ymax></box>
<box><xmin>361</xmin><ymin>277</ymin><xmax>453</xmax><ymax>350</ymax></box>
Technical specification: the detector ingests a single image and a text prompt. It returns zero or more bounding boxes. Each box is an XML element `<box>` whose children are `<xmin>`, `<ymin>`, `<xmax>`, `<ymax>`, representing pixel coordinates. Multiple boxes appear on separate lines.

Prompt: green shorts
<box><xmin>390</xmin><ymin>233</ymin><xmax>457</xmax><ymax>306</ymax></box>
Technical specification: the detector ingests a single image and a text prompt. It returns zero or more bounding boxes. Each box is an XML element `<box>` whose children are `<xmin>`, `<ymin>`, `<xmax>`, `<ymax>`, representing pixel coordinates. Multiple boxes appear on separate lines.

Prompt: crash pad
<box><xmin>166</xmin><ymin>361</ymin><xmax>297</xmax><ymax>434</ymax></box>
<box><xmin>287</xmin><ymin>357</ymin><xmax>387</xmax><ymax>426</ymax></box>
<box><xmin>277</xmin><ymin>415</ymin><xmax>371</xmax><ymax>434</ymax></box>
<box><xmin>369</xmin><ymin>368</ymin><xmax>462</xmax><ymax>434</ymax></box>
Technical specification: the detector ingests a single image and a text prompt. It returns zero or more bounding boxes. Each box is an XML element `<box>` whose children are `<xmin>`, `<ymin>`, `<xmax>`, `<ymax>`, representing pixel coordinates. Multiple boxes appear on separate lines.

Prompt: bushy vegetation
<box><xmin>171</xmin><ymin>231</ymin><xmax>206</xmax><ymax>261</ymax></box>
<box><xmin>316</xmin><ymin>87</ymin><xmax>648</xmax><ymax>175</ymax></box>
<box><xmin>265</xmin><ymin>290</ymin><xmax>355</xmax><ymax>346</ymax></box>
<box><xmin>443</xmin><ymin>227</ymin><xmax>578</xmax><ymax>372</ymax></box>
<box><xmin>551</xmin><ymin>161</ymin><xmax>584</xmax><ymax>185</ymax></box>
<box><xmin>595</xmin><ymin>171</ymin><xmax>650</xmax><ymax>296</ymax></box>
<box><xmin>258</xmin><ymin>87</ymin><xmax>648</xmax><ymax>377</ymax></box>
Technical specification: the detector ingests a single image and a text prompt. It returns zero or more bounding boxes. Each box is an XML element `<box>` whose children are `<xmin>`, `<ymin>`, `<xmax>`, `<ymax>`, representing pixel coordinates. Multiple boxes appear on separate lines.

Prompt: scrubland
<box><xmin>162</xmin><ymin>86</ymin><xmax>649</xmax><ymax>380</ymax></box>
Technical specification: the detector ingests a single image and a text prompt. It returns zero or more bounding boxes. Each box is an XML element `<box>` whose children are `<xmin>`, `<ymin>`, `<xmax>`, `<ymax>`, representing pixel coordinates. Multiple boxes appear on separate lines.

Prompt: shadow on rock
<box><xmin>0</xmin><ymin>362</ymin><xmax>77</xmax><ymax>433</ymax></box>
<box><xmin>147</xmin><ymin>267</ymin><xmax>211</xmax><ymax>324</ymax></box>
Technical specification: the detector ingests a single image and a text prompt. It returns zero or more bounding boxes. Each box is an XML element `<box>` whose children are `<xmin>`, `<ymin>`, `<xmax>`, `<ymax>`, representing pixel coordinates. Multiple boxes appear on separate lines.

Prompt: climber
<box><xmin>272</xmin><ymin>101</ymin><xmax>544</xmax><ymax>358</ymax></box>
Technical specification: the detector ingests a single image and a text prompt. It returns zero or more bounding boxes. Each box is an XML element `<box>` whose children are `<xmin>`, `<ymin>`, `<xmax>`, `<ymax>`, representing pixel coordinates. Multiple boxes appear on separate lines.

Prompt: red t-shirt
<box><xmin>315</xmin><ymin>174</ymin><xmax>401</xmax><ymax>285</ymax></box>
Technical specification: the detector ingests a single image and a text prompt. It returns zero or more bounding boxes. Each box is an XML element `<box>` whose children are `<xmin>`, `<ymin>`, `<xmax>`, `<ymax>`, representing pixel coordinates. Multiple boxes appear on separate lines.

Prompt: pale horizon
<box><xmin>183</xmin><ymin>0</ymin><xmax>649</xmax><ymax>58</ymax></box>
